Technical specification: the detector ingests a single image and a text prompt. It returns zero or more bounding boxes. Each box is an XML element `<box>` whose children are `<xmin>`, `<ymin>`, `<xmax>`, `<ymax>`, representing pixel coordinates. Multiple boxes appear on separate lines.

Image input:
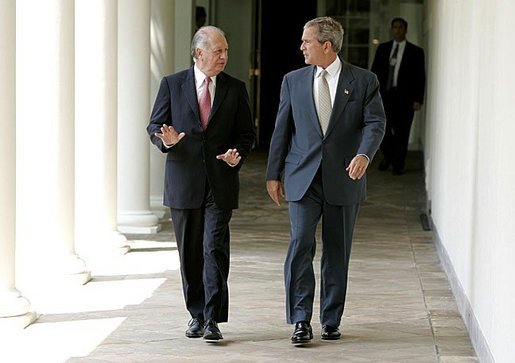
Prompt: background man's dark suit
<box><xmin>371</xmin><ymin>37</ymin><xmax>425</xmax><ymax>174</ymax></box>
<box><xmin>147</xmin><ymin>67</ymin><xmax>254</xmax><ymax>325</ymax></box>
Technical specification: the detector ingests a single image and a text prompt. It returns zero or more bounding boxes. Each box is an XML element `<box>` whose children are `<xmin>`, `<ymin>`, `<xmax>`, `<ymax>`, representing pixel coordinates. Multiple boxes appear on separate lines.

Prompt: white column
<box><xmin>75</xmin><ymin>0</ymin><xmax>128</xmax><ymax>262</ymax></box>
<box><xmin>174</xmin><ymin>0</ymin><xmax>194</xmax><ymax>71</ymax></box>
<box><xmin>117</xmin><ymin>0</ymin><xmax>160</xmax><ymax>234</ymax></box>
<box><xmin>150</xmin><ymin>0</ymin><xmax>175</xmax><ymax>219</ymax></box>
<box><xmin>0</xmin><ymin>0</ymin><xmax>36</xmax><ymax>329</ymax></box>
<box><xmin>16</xmin><ymin>0</ymin><xmax>90</xmax><ymax>290</ymax></box>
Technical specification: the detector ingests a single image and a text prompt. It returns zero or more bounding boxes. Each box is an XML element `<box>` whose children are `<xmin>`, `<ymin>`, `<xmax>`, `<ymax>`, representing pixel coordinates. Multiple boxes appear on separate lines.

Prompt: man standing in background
<box><xmin>371</xmin><ymin>17</ymin><xmax>425</xmax><ymax>175</ymax></box>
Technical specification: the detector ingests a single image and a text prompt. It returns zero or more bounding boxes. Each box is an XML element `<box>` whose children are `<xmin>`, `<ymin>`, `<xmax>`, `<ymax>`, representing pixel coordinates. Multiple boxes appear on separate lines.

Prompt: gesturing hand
<box><xmin>154</xmin><ymin>124</ymin><xmax>185</xmax><ymax>146</ymax></box>
<box><xmin>216</xmin><ymin>148</ymin><xmax>241</xmax><ymax>167</ymax></box>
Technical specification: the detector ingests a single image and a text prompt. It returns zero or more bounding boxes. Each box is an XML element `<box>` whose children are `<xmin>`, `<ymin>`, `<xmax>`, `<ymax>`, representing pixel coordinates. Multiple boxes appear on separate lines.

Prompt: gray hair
<box><xmin>304</xmin><ymin>17</ymin><xmax>344</xmax><ymax>53</ymax></box>
<box><xmin>191</xmin><ymin>26</ymin><xmax>226</xmax><ymax>59</ymax></box>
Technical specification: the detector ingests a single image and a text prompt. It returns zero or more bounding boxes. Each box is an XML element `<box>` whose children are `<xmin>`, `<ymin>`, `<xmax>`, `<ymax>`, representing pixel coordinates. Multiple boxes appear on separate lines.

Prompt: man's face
<box><xmin>391</xmin><ymin>20</ymin><xmax>407</xmax><ymax>42</ymax></box>
<box><xmin>300</xmin><ymin>26</ymin><xmax>326</xmax><ymax>66</ymax></box>
<box><xmin>196</xmin><ymin>32</ymin><xmax>228</xmax><ymax>77</ymax></box>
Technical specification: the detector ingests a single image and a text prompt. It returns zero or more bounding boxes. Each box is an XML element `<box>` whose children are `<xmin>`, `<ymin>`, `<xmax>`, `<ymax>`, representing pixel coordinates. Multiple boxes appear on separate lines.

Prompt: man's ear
<box><xmin>323</xmin><ymin>41</ymin><xmax>331</xmax><ymax>53</ymax></box>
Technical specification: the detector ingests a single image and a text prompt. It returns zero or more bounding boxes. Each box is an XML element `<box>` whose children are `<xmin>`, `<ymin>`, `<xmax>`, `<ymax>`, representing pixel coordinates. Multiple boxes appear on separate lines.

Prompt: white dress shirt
<box><xmin>194</xmin><ymin>65</ymin><xmax>215</xmax><ymax>107</ymax></box>
<box><xmin>390</xmin><ymin>40</ymin><xmax>406</xmax><ymax>87</ymax></box>
<box><xmin>313</xmin><ymin>57</ymin><xmax>342</xmax><ymax>108</ymax></box>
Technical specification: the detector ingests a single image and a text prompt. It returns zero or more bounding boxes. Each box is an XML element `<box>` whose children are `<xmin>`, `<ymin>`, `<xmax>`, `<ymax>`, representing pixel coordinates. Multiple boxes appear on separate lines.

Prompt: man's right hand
<box><xmin>154</xmin><ymin>124</ymin><xmax>185</xmax><ymax>146</ymax></box>
<box><xmin>266</xmin><ymin>180</ymin><xmax>285</xmax><ymax>207</ymax></box>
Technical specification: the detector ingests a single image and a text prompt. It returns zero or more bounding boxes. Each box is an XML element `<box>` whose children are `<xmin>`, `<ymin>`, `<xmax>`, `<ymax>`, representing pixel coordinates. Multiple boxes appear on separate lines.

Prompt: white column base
<box><xmin>150</xmin><ymin>196</ymin><xmax>168</xmax><ymax>220</ymax></box>
<box><xmin>0</xmin><ymin>312</ymin><xmax>37</xmax><ymax>330</ymax></box>
<box><xmin>60</xmin><ymin>271</ymin><xmax>92</xmax><ymax>286</ymax></box>
<box><xmin>49</xmin><ymin>254</ymin><xmax>92</xmax><ymax>287</ymax></box>
<box><xmin>77</xmin><ymin>229</ymin><xmax>160</xmax><ymax>276</ymax></box>
<box><xmin>0</xmin><ymin>290</ymin><xmax>37</xmax><ymax>330</ymax></box>
<box><xmin>152</xmin><ymin>209</ymin><xmax>167</xmax><ymax>220</ymax></box>
<box><xmin>117</xmin><ymin>210</ymin><xmax>161</xmax><ymax>234</ymax></box>
<box><xmin>62</xmin><ymin>254</ymin><xmax>91</xmax><ymax>285</ymax></box>
<box><xmin>110</xmin><ymin>231</ymin><xmax>130</xmax><ymax>255</ymax></box>
<box><xmin>76</xmin><ymin>231</ymin><xmax>130</xmax><ymax>274</ymax></box>
<box><xmin>0</xmin><ymin>290</ymin><xmax>34</xmax><ymax>317</ymax></box>
<box><xmin>118</xmin><ymin>225</ymin><xmax>161</xmax><ymax>234</ymax></box>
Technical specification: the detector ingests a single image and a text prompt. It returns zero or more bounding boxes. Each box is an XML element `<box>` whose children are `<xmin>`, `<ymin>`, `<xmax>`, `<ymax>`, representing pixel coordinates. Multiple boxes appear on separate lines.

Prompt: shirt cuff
<box><xmin>357</xmin><ymin>153</ymin><xmax>370</xmax><ymax>162</ymax></box>
<box><xmin>163</xmin><ymin>142</ymin><xmax>175</xmax><ymax>148</ymax></box>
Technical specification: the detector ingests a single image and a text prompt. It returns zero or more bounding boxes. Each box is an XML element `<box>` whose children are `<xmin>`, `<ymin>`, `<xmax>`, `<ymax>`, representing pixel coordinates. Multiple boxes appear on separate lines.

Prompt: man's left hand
<box><xmin>346</xmin><ymin>155</ymin><xmax>369</xmax><ymax>180</ymax></box>
<box><xmin>216</xmin><ymin>148</ymin><xmax>241</xmax><ymax>166</ymax></box>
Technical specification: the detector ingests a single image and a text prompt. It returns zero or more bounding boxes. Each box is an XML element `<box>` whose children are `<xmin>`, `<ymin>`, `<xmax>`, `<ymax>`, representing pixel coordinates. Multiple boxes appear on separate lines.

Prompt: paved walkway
<box><xmin>4</xmin><ymin>150</ymin><xmax>477</xmax><ymax>362</ymax></box>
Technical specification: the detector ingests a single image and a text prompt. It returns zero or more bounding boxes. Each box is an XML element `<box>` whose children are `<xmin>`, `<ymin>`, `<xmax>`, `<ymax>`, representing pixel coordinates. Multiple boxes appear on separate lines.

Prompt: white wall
<box><xmin>213</xmin><ymin>0</ymin><xmax>253</xmax><ymax>92</ymax></box>
<box><xmin>425</xmin><ymin>1</ymin><xmax>515</xmax><ymax>361</ymax></box>
<box><xmin>174</xmin><ymin>0</ymin><xmax>193</xmax><ymax>71</ymax></box>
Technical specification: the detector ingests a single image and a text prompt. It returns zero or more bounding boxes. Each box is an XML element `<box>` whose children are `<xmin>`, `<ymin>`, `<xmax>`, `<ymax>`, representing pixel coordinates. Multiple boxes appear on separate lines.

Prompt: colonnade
<box><xmin>0</xmin><ymin>0</ymin><xmax>190</xmax><ymax>329</ymax></box>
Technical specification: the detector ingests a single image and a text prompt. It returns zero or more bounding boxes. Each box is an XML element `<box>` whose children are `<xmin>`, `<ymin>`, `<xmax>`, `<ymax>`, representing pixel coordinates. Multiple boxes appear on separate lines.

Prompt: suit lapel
<box><xmin>304</xmin><ymin>66</ymin><xmax>323</xmax><ymax>137</ymax></box>
<box><xmin>182</xmin><ymin>67</ymin><xmax>201</xmax><ymax>122</ymax></box>
<box><xmin>325</xmin><ymin>61</ymin><xmax>354</xmax><ymax>137</ymax></box>
<box><xmin>209</xmin><ymin>72</ymin><xmax>229</xmax><ymax>124</ymax></box>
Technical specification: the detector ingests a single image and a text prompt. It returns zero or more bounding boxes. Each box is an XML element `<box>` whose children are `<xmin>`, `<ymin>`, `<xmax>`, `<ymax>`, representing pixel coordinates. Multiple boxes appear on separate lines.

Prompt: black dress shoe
<box><xmin>378</xmin><ymin>159</ymin><xmax>390</xmax><ymax>171</ymax></box>
<box><xmin>321</xmin><ymin>325</ymin><xmax>341</xmax><ymax>340</ymax></box>
<box><xmin>291</xmin><ymin>321</ymin><xmax>313</xmax><ymax>344</ymax></box>
<box><xmin>185</xmin><ymin>318</ymin><xmax>205</xmax><ymax>338</ymax></box>
<box><xmin>203</xmin><ymin>319</ymin><xmax>223</xmax><ymax>341</ymax></box>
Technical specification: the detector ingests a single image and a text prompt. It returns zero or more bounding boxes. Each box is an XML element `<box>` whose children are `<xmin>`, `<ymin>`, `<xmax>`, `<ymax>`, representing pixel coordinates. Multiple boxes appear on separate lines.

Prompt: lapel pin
<box><xmin>344</xmin><ymin>89</ymin><xmax>350</xmax><ymax>95</ymax></box>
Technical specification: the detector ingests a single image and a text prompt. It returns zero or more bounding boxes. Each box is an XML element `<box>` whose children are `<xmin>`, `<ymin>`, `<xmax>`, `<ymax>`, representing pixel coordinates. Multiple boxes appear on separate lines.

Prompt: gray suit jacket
<box><xmin>266</xmin><ymin>61</ymin><xmax>386</xmax><ymax>206</ymax></box>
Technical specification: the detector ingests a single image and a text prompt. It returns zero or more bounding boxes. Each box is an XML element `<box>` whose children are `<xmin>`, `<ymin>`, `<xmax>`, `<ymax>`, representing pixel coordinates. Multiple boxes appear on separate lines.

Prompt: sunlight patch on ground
<box><xmin>29</xmin><ymin>277</ymin><xmax>168</xmax><ymax>314</ymax></box>
<box><xmin>2</xmin><ymin>317</ymin><xmax>126</xmax><ymax>362</ymax></box>
<box><xmin>80</xmin><ymin>245</ymin><xmax>180</xmax><ymax>277</ymax></box>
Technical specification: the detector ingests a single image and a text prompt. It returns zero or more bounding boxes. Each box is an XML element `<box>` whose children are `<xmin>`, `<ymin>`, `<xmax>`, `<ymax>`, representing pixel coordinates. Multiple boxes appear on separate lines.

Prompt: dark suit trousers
<box><xmin>381</xmin><ymin>89</ymin><xmax>415</xmax><ymax>170</ymax></box>
<box><xmin>285</xmin><ymin>169</ymin><xmax>359</xmax><ymax>327</ymax></box>
<box><xmin>170</xmin><ymin>183</ymin><xmax>232</xmax><ymax>323</ymax></box>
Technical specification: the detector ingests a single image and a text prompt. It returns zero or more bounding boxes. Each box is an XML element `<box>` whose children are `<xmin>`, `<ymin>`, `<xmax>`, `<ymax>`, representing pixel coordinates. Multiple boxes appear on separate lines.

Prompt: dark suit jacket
<box><xmin>371</xmin><ymin>40</ymin><xmax>425</xmax><ymax>105</ymax></box>
<box><xmin>266</xmin><ymin>61</ymin><xmax>386</xmax><ymax>206</ymax></box>
<box><xmin>147</xmin><ymin>67</ymin><xmax>255</xmax><ymax>210</ymax></box>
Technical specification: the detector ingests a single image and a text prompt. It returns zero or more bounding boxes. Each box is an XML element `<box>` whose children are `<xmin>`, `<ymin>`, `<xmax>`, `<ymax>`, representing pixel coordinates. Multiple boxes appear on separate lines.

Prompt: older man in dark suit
<box><xmin>147</xmin><ymin>26</ymin><xmax>255</xmax><ymax>342</ymax></box>
<box><xmin>266</xmin><ymin>17</ymin><xmax>385</xmax><ymax>344</ymax></box>
<box><xmin>371</xmin><ymin>17</ymin><xmax>426</xmax><ymax>175</ymax></box>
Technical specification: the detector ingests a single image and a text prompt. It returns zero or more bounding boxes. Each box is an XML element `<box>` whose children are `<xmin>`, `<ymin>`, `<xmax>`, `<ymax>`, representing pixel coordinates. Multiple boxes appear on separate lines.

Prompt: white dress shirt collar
<box><xmin>315</xmin><ymin>56</ymin><xmax>342</xmax><ymax>80</ymax></box>
<box><xmin>193</xmin><ymin>65</ymin><xmax>217</xmax><ymax>89</ymax></box>
<box><xmin>392</xmin><ymin>40</ymin><xmax>406</xmax><ymax>54</ymax></box>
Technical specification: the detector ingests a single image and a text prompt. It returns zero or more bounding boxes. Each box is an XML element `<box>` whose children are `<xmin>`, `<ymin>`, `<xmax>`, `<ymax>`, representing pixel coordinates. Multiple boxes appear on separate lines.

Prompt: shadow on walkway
<box><xmin>4</xmin><ymin>150</ymin><xmax>477</xmax><ymax>362</ymax></box>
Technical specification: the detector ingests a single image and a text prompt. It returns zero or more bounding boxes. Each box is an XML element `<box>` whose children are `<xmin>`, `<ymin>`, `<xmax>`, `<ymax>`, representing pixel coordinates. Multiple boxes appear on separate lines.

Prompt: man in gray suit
<box><xmin>148</xmin><ymin>26</ymin><xmax>255</xmax><ymax>342</ymax></box>
<box><xmin>266</xmin><ymin>17</ymin><xmax>385</xmax><ymax>344</ymax></box>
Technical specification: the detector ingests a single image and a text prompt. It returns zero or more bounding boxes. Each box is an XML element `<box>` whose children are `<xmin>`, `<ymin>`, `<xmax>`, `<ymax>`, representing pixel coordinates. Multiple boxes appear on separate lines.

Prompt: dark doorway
<box><xmin>255</xmin><ymin>0</ymin><xmax>317</xmax><ymax>149</ymax></box>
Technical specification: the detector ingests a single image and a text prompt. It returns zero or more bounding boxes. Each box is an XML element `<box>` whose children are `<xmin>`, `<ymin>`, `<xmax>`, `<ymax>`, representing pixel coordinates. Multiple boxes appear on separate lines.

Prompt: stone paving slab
<box><xmin>2</xmin><ymin>150</ymin><xmax>477</xmax><ymax>362</ymax></box>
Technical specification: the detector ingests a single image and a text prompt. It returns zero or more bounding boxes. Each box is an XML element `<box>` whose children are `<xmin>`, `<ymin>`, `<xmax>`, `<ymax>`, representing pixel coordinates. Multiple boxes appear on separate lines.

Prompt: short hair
<box><xmin>391</xmin><ymin>17</ymin><xmax>408</xmax><ymax>30</ymax></box>
<box><xmin>304</xmin><ymin>17</ymin><xmax>344</xmax><ymax>53</ymax></box>
<box><xmin>191</xmin><ymin>26</ymin><xmax>225</xmax><ymax>59</ymax></box>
